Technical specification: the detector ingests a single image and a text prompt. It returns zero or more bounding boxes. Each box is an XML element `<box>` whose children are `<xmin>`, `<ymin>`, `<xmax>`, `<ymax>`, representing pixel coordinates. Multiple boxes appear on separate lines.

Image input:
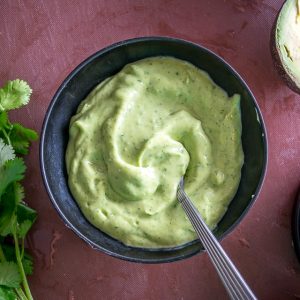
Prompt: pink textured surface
<box><xmin>0</xmin><ymin>0</ymin><xmax>299</xmax><ymax>299</ymax></box>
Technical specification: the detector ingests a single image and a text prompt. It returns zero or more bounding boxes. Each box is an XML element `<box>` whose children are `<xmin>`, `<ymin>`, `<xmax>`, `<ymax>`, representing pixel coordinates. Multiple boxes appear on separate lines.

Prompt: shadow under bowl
<box><xmin>40</xmin><ymin>36</ymin><xmax>267</xmax><ymax>263</ymax></box>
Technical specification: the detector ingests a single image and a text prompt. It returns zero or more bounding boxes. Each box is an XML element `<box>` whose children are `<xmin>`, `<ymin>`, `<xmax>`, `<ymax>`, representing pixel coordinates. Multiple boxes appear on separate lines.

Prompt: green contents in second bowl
<box><xmin>66</xmin><ymin>57</ymin><xmax>244</xmax><ymax>248</ymax></box>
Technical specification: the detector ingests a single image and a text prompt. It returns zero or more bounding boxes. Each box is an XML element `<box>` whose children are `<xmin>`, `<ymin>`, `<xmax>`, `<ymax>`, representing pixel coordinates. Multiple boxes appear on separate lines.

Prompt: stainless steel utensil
<box><xmin>177</xmin><ymin>178</ymin><xmax>257</xmax><ymax>300</ymax></box>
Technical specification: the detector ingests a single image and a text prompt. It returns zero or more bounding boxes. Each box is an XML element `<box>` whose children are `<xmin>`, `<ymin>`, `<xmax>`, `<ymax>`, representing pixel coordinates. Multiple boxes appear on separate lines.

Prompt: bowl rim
<box><xmin>40</xmin><ymin>36</ymin><xmax>268</xmax><ymax>263</ymax></box>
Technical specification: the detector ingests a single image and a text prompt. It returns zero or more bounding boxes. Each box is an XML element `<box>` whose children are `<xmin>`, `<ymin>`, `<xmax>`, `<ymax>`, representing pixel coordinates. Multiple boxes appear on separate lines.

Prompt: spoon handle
<box><xmin>177</xmin><ymin>180</ymin><xmax>257</xmax><ymax>300</ymax></box>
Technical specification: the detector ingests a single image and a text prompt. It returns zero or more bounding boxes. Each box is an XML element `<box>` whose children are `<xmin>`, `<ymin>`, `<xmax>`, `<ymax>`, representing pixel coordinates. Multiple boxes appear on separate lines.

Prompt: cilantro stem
<box><xmin>0</xmin><ymin>245</ymin><xmax>28</xmax><ymax>300</ymax></box>
<box><xmin>1</xmin><ymin>128</ymin><xmax>11</xmax><ymax>145</ymax></box>
<box><xmin>15</xmin><ymin>287</ymin><xmax>29</xmax><ymax>300</ymax></box>
<box><xmin>21</xmin><ymin>237</ymin><xmax>25</xmax><ymax>259</ymax></box>
<box><xmin>13</xmin><ymin>228</ymin><xmax>33</xmax><ymax>300</ymax></box>
<box><xmin>0</xmin><ymin>244</ymin><xmax>6</xmax><ymax>262</ymax></box>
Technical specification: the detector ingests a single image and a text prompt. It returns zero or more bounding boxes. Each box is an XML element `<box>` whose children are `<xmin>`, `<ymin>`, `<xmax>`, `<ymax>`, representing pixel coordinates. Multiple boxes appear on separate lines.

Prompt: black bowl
<box><xmin>40</xmin><ymin>37</ymin><xmax>267</xmax><ymax>263</ymax></box>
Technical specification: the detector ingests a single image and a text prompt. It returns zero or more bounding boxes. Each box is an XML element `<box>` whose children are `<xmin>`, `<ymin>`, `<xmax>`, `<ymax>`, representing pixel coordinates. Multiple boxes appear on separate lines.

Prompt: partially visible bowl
<box><xmin>40</xmin><ymin>37</ymin><xmax>267</xmax><ymax>263</ymax></box>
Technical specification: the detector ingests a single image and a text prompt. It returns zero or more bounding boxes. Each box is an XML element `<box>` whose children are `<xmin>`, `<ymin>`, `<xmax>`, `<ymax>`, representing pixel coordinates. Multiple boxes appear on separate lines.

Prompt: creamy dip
<box><xmin>66</xmin><ymin>57</ymin><xmax>244</xmax><ymax>248</ymax></box>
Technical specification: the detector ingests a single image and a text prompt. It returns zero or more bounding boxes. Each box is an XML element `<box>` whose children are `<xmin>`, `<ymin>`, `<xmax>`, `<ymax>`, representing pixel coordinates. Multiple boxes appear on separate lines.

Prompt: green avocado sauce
<box><xmin>66</xmin><ymin>57</ymin><xmax>244</xmax><ymax>248</ymax></box>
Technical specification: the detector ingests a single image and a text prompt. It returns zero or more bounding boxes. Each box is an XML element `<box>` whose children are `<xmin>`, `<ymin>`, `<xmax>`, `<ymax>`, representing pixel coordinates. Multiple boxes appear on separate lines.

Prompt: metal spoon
<box><xmin>177</xmin><ymin>178</ymin><xmax>257</xmax><ymax>300</ymax></box>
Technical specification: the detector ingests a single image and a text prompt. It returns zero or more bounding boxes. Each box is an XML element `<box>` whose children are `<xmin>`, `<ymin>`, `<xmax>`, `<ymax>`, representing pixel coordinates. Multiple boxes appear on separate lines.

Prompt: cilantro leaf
<box><xmin>2</xmin><ymin>244</ymin><xmax>34</xmax><ymax>275</ymax></box>
<box><xmin>0</xmin><ymin>286</ymin><xmax>18</xmax><ymax>300</ymax></box>
<box><xmin>0</xmin><ymin>80</ymin><xmax>32</xmax><ymax>112</ymax></box>
<box><xmin>0</xmin><ymin>185</ymin><xmax>17</xmax><ymax>236</ymax></box>
<box><xmin>0</xmin><ymin>158</ymin><xmax>25</xmax><ymax>198</ymax></box>
<box><xmin>22</xmin><ymin>252</ymin><xmax>33</xmax><ymax>276</ymax></box>
<box><xmin>0</xmin><ymin>139</ymin><xmax>15</xmax><ymax>167</ymax></box>
<box><xmin>14</xmin><ymin>184</ymin><xmax>24</xmax><ymax>205</ymax></box>
<box><xmin>17</xmin><ymin>220</ymin><xmax>32</xmax><ymax>239</ymax></box>
<box><xmin>0</xmin><ymin>220</ymin><xmax>14</xmax><ymax>237</ymax></box>
<box><xmin>0</xmin><ymin>184</ymin><xmax>29</xmax><ymax>237</ymax></box>
<box><xmin>0</xmin><ymin>261</ymin><xmax>21</xmax><ymax>288</ymax></box>
<box><xmin>16</xmin><ymin>203</ymin><xmax>36</xmax><ymax>225</ymax></box>
<box><xmin>17</xmin><ymin>202</ymin><xmax>37</xmax><ymax>239</ymax></box>
<box><xmin>10</xmin><ymin>123</ymin><xmax>38</xmax><ymax>155</ymax></box>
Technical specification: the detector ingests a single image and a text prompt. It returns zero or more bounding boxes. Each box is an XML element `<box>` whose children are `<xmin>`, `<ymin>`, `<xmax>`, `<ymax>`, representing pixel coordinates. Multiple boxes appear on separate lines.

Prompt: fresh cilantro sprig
<box><xmin>0</xmin><ymin>80</ymin><xmax>38</xmax><ymax>300</ymax></box>
<box><xmin>0</xmin><ymin>80</ymin><xmax>32</xmax><ymax>112</ymax></box>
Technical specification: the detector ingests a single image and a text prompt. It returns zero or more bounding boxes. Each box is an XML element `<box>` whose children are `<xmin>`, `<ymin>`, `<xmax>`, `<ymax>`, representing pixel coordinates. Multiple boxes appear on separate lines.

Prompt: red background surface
<box><xmin>0</xmin><ymin>0</ymin><xmax>300</xmax><ymax>299</ymax></box>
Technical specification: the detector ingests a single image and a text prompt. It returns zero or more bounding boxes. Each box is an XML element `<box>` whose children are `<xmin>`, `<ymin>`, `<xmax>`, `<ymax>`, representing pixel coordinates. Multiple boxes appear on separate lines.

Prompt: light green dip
<box><xmin>66</xmin><ymin>57</ymin><xmax>244</xmax><ymax>248</ymax></box>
